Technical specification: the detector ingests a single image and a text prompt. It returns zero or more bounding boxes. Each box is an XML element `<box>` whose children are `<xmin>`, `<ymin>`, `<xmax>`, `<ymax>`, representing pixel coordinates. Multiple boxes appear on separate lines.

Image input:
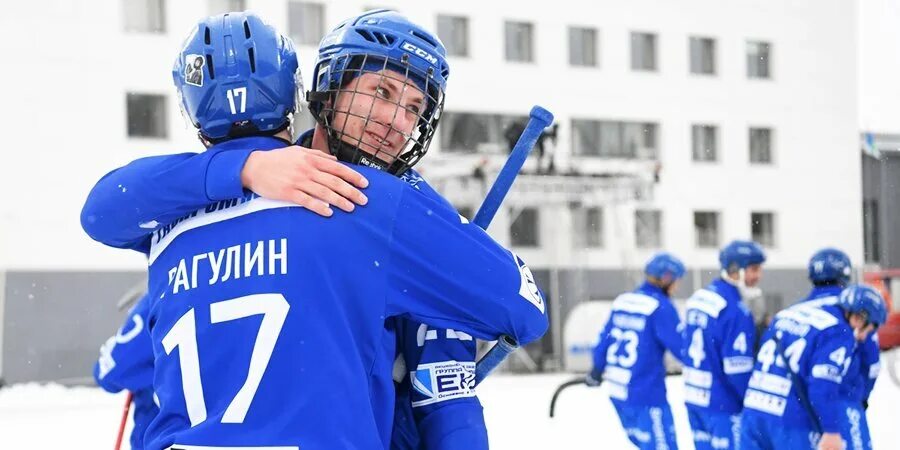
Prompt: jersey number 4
<box><xmin>162</xmin><ymin>293</ymin><xmax>289</xmax><ymax>426</ymax></box>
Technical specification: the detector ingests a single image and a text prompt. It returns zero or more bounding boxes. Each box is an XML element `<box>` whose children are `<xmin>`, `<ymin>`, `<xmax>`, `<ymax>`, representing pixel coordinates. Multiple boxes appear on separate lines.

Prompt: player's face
<box><xmin>665</xmin><ymin>280</ymin><xmax>680</xmax><ymax>296</ymax></box>
<box><xmin>743</xmin><ymin>264</ymin><xmax>763</xmax><ymax>287</ymax></box>
<box><xmin>849</xmin><ymin>313</ymin><xmax>876</xmax><ymax>341</ymax></box>
<box><xmin>331</xmin><ymin>70</ymin><xmax>426</xmax><ymax>164</ymax></box>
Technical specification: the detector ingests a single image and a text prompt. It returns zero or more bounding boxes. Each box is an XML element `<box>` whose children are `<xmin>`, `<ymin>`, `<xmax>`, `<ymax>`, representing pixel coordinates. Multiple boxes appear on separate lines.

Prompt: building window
<box><xmin>440</xmin><ymin>112</ymin><xmax>528</xmax><ymax>153</ymax></box>
<box><xmin>631</xmin><ymin>32</ymin><xmax>657</xmax><ymax>71</ymax></box>
<box><xmin>749</xmin><ymin>127</ymin><xmax>773</xmax><ymax>164</ymax></box>
<box><xmin>635</xmin><ymin>209</ymin><xmax>662</xmax><ymax>249</ymax></box>
<box><xmin>126</xmin><ymin>93</ymin><xmax>168</xmax><ymax>139</ymax></box>
<box><xmin>691</xmin><ymin>124</ymin><xmax>718</xmax><ymax>162</ymax></box>
<box><xmin>572</xmin><ymin>119</ymin><xmax>658</xmax><ymax>159</ymax></box>
<box><xmin>863</xmin><ymin>199</ymin><xmax>880</xmax><ymax>264</ymax></box>
<box><xmin>289</xmin><ymin>2</ymin><xmax>325</xmax><ymax>46</ymax></box>
<box><xmin>505</xmin><ymin>21</ymin><xmax>535</xmax><ymax>63</ymax></box>
<box><xmin>208</xmin><ymin>0</ymin><xmax>246</xmax><ymax>15</ymax></box>
<box><xmin>123</xmin><ymin>0</ymin><xmax>166</xmax><ymax>33</ymax></box>
<box><xmin>437</xmin><ymin>15</ymin><xmax>469</xmax><ymax>57</ymax></box>
<box><xmin>747</xmin><ymin>41</ymin><xmax>771</xmax><ymax>79</ymax></box>
<box><xmin>510</xmin><ymin>208</ymin><xmax>540</xmax><ymax>247</ymax></box>
<box><xmin>694</xmin><ymin>211</ymin><xmax>720</xmax><ymax>248</ymax></box>
<box><xmin>689</xmin><ymin>36</ymin><xmax>716</xmax><ymax>75</ymax></box>
<box><xmin>751</xmin><ymin>212</ymin><xmax>776</xmax><ymax>247</ymax></box>
<box><xmin>572</xmin><ymin>205</ymin><xmax>603</xmax><ymax>248</ymax></box>
<box><xmin>569</xmin><ymin>27</ymin><xmax>598</xmax><ymax>67</ymax></box>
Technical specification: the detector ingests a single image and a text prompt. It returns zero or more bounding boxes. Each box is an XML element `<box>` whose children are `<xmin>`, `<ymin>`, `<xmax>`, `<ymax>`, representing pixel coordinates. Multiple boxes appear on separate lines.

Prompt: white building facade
<box><xmin>0</xmin><ymin>0</ymin><xmax>866</xmax><ymax>378</ymax></box>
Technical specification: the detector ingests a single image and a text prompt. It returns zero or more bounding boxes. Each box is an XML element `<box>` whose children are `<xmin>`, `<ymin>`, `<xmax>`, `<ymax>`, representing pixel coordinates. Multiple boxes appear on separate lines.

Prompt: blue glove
<box><xmin>585</xmin><ymin>370</ymin><xmax>603</xmax><ymax>387</ymax></box>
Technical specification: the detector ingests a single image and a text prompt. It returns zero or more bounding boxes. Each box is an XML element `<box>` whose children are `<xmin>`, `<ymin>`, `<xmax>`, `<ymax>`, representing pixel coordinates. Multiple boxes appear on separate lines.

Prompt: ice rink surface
<box><xmin>2</xmin><ymin>363</ymin><xmax>900</xmax><ymax>449</ymax></box>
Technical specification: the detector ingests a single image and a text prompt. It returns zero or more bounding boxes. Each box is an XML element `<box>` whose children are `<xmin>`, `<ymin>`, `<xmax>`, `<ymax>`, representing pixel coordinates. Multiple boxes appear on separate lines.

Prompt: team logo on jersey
<box><xmin>185</xmin><ymin>54</ymin><xmax>205</xmax><ymax>87</ymax></box>
<box><xmin>512</xmin><ymin>251</ymin><xmax>544</xmax><ymax>314</ymax></box>
<box><xmin>410</xmin><ymin>360</ymin><xmax>476</xmax><ymax>407</ymax></box>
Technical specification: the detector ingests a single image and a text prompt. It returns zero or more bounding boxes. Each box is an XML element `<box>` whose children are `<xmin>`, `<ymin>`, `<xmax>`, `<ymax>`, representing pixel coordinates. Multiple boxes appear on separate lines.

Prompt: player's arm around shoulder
<box><xmin>384</xmin><ymin>187</ymin><xmax>549</xmax><ymax>347</ymax></box>
<box><xmin>654</xmin><ymin>299</ymin><xmax>687</xmax><ymax>364</ymax></box>
<box><xmin>806</xmin><ymin>327</ymin><xmax>855</xmax><ymax>433</ymax></box>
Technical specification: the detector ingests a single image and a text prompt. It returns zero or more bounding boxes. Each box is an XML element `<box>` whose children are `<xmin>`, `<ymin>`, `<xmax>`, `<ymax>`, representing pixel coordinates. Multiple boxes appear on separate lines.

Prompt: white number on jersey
<box><xmin>688</xmin><ymin>328</ymin><xmax>706</xmax><ymax>368</ymax></box>
<box><xmin>606</xmin><ymin>328</ymin><xmax>640</xmax><ymax>368</ymax></box>
<box><xmin>733</xmin><ymin>332</ymin><xmax>748</xmax><ymax>354</ymax></box>
<box><xmin>161</xmin><ymin>293</ymin><xmax>289</xmax><ymax>426</ymax></box>
<box><xmin>829</xmin><ymin>347</ymin><xmax>846</xmax><ymax>366</ymax></box>
<box><xmin>758</xmin><ymin>337</ymin><xmax>806</xmax><ymax>374</ymax></box>
<box><xmin>226</xmin><ymin>87</ymin><xmax>248</xmax><ymax>114</ymax></box>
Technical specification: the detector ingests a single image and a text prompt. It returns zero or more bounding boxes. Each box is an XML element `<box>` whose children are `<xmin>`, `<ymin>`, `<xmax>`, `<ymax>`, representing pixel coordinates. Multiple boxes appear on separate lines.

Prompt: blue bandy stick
<box><xmin>471</xmin><ymin>105</ymin><xmax>554</xmax><ymax>384</ymax></box>
<box><xmin>472</xmin><ymin>106</ymin><xmax>554</xmax><ymax>228</ymax></box>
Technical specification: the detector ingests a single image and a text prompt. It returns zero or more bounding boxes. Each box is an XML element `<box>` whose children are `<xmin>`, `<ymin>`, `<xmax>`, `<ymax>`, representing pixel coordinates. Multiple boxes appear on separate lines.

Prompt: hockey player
<box><xmin>682</xmin><ymin>240</ymin><xmax>765</xmax><ymax>450</ymax></box>
<box><xmin>93</xmin><ymin>293</ymin><xmax>156</xmax><ymax>450</ymax></box>
<box><xmin>741</xmin><ymin>284</ymin><xmax>886</xmax><ymax>450</ymax></box>
<box><xmin>586</xmin><ymin>252</ymin><xmax>687</xmax><ymax>449</ymax></box>
<box><xmin>799</xmin><ymin>248</ymin><xmax>880</xmax><ymax>450</ymax></box>
<box><xmin>82</xmin><ymin>12</ymin><xmax>540</xmax><ymax>448</ymax></box>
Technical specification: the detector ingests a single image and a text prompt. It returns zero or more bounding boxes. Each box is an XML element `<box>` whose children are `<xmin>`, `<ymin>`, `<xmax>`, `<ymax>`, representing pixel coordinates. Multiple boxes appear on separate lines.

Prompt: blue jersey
<box><xmin>742</xmin><ymin>302</ymin><xmax>855</xmax><ymax>433</ymax></box>
<box><xmin>93</xmin><ymin>294</ymin><xmax>158</xmax><ymax>450</ymax></box>
<box><xmin>590</xmin><ymin>281</ymin><xmax>684</xmax><ymax>406</ymax></box>
<box><xmin>141</xmin><ymin>137</ymin><xmax>547</xmax><ymax>449</ymax></box>
<box><xmin>682</xmin><ymin>278</ymin><xmax>757</xmax><ymax>414</ymax></box>
<box><xmin>392</xmin><ymin>320</ymin><xmax>487</xmax><ymax>450</ymax></box>
<box><xmin>799</xmin><ymin>286</ymin><xmax>880</xmax><ymax>405</ymax></box>
<box><xmin>80</xmin><ymin>131</ymin><xmax>490</xmax><ymax>449</ymax></box>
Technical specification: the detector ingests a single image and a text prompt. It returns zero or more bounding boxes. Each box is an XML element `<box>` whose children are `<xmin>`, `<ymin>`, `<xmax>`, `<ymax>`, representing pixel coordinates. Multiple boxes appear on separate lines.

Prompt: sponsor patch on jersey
<box><xmin>723</xmin><ymin>356</ymin><xmax>754</xmax><ymax>374</ymax></box>
<box><xmin>776</xmin><ymin>304</ymin><xmax>839</xmax><ymax>331</ymax></box>
<box><xmin>512</xmin><ymin>251</ymin><xmax>545</xmax><ymax>314</ymax></box>
<box><xmin>744</xmin><ymin>389</ymin><xmax>787</xmax><ymax>416</ymax></box>
<box><xmin>811</xmin><ymin>364</ymin><xmax>843</xmax><ymax>383</ymax></box>
<box><xmin>684</xmin><ymin>385</ymin><xmax>711</xmax><ymax>407</ymax></box>
<box><xmin>184</xmin><ymin>54</ymin><xmax>205</xmax><ymax>87</ymax></box>
<box><xmin>683</xmin><ymin>367</ymin><xmax>713</xmax><ymax>389</ymax></box>
<box><xmin>410</xmin><ymin>360</ymin><xmax>476</xmax><ymax>407</ymax></box>
<box><xmin>602</xmin><ymin>366</ymin><xmax>633</xmax><ymax>385</ymax></box>
<box><xmin>748</xmin><ymin>370</ymin><xmax>792</xmax><ymax>396</ymax></box>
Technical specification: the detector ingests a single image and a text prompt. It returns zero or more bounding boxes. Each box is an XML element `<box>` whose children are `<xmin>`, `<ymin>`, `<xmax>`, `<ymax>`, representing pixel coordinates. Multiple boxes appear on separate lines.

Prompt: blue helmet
<box><xmin>719</xmin><ymin>240</ymin><xmax>766</xmax><ymax>273</ymax></box>
<box><xmin>308</xmin><ymin>10</ymin><xmax>450</xmax><ymax>176</ymax></box>
<box><xmin>838</xmin><ymin>284</ymin><xmax>888</xmax><ymax>328</ymax></box>
<box><xmin>808</xmin><ymin>248</ymin><xmax>852</xmax><ymax>286</ymax></box>
<box><xmin>173</xmin><ymin>12</ymin><xmax>301</xmax><ymax>142</ymax></box>
<box><xmin>644</xmin><ymin>252</ymin><xmax>686</xmax><ymax>283</ymax></box>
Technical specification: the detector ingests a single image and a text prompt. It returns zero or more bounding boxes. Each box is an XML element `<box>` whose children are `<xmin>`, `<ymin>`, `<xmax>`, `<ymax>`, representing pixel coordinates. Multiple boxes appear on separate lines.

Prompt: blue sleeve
<box><xmin>393</xmin><ymin>319</ymin><xmax>487</xmax><ymax>450</ymax></box>
<box><xmin>862</xmin><ymin>333</ymin><xmax>880</xmax><ymax>401</ymax></box>
<box><xmin>92</xmin><ymin>294</ymin><xmax>155</xmax><ymax>394</ymax></box>
<box><xmin>384</xmin><ymin>187</ymin><xmax>548</xmax><ymax>346</ymax></box>
<box><xmin>720</xmin><ymin>306</ymin><xmax>756</xmax><ymax>398</ymax></box>
<box><xmin>806</xmin><ymin>329</ymin><xmax>855</xmax><ymax>433</ymax></box>
<box><xmin>590</xmin><ymin>317</ymin><xmax>614</xmax><ymax>378</ymax></box>
<box><xmin>80</xmin><ymin>148</ymin><xmax>253</xmax><ymax>252</ymax></box>
<box><xmin>654</xmin><ymin>301</ymin><xmax>686</xmax><ymax>365</ymax></box>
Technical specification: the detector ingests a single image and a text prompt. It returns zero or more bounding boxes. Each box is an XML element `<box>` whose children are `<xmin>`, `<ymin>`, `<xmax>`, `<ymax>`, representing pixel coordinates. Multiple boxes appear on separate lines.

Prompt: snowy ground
<box><xmin>2</xmin><ymin>371</ymin><xmax>900</xmax><ymax>449</ymax></box>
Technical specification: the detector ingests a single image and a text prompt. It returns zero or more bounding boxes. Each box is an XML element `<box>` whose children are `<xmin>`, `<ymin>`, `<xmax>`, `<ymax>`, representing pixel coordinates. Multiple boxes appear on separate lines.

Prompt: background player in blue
<box><xmin>93</xmin><ymin>293</ymin><xmax>157</xmax><ymax>450</ymax></box>
<box><xmin>799</xmin><ymin>248</ymin><xmax>880</xmax><ymax>450</ymax></box>
<box><xmin>586</xmin><ymin>252</ymin><xmax>687</xmax><ymax>449</ymax></box>
<box><xmin>741</xmin><ymin>284</ymin><xmax>886</xmax><ymax>450</ymax></box>
<box><xmin>84</xmin><ymin>12</ymin><xmax>544</xmax><ymax>448</ymax></box>
<box><xmin>682</xmin><ymin>240</ymin><xmax>765</xmax><ymax>450</ymax></box>
<box><xmin>81</xmin><ymin>10</ymin><xmax>491</xmax><ymax>450</ymax></box>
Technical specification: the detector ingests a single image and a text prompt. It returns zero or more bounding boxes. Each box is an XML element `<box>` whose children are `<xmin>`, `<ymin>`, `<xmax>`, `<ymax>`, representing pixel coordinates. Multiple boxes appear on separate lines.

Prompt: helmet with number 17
<box><xmin>307</xmin><ymin>10</ymin><xmax>450</xmax><ymax>176</ymax></box>
<box><xmin>172</xmin><ymin>12</ymin><xmax>302</xmax><ymax>144</ymax></box>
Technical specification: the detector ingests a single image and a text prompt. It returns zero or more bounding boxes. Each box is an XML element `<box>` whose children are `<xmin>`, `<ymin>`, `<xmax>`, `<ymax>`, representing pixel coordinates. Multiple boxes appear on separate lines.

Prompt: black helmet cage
<box><xmin>309</xmin><ymin>53</ymin><xmax>445</xmax><ymax>176</ymax></box>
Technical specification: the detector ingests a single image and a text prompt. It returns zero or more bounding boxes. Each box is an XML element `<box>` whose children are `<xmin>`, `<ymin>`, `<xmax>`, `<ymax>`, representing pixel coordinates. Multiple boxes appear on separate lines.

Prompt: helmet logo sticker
<box><xmin>185</xmin><ymin>54</ymin><xmax>205</xmax><ymax>87</ymax></box>
<box><xmin>401</xmin><ymin>42</ymin><xmax>438</xmax><ymax>65</ymax></box>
